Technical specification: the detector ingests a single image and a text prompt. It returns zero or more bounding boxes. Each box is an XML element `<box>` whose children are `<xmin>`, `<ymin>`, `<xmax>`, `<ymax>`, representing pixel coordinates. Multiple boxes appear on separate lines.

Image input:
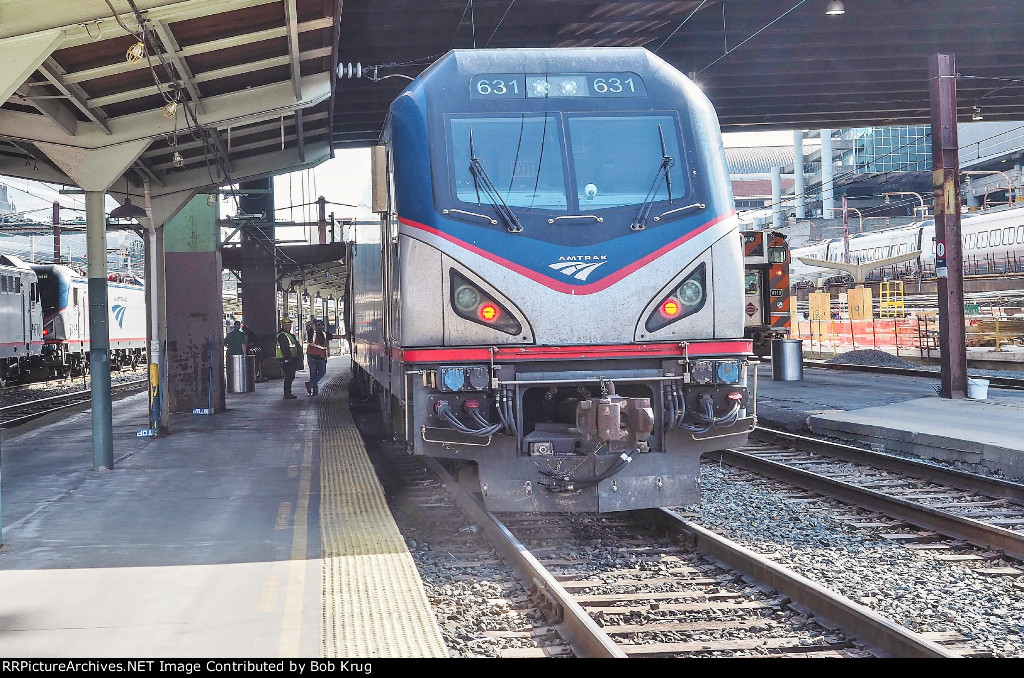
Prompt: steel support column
<box><xmin>794</xmin><ymin>130</ymin><xmax>805</xmax><ymax>219</ymax></box>
<box><xmin>86</xmin><ymin>190</ymin><xmax>113</xmax><ymax>469</ymax></box>
<box><xmin>929</xmin><ymin>53</ymin><xmax>967</xmax><ymax>399</ymax></box>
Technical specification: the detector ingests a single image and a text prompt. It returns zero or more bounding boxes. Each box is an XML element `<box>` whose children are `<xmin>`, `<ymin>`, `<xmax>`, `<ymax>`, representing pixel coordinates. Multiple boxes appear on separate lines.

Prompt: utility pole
<box><xmin>842</xmin><ymin>195</ymin><xmax>850</xmax><ymax>264</ymax></box>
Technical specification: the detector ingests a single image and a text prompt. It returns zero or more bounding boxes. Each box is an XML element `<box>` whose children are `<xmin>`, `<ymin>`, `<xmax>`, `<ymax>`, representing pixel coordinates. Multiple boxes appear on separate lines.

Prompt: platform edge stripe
<box><xmin>318</xmin><ymin>373</ymin><xmax>449</xmax><ymax>658</ymax></box>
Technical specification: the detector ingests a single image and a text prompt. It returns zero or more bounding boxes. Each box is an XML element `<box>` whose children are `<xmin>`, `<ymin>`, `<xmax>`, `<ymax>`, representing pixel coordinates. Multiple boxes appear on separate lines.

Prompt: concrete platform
<box><xmin>0</xmin><ymin>357</ymin><xmax>446</xmax><ymax>659</ymax></box>
<box><xmin>755</xmin><ymin>364</ymin><xmax>1024</xmax><ymax>482</ymax></box>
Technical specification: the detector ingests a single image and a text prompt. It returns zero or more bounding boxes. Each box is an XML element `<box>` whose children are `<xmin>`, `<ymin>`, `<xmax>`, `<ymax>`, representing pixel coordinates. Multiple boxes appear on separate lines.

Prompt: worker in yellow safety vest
<box><xmin>275</xmin><ymin>317</ymin><xmax>302</xmax><ymax>399</ymax></box>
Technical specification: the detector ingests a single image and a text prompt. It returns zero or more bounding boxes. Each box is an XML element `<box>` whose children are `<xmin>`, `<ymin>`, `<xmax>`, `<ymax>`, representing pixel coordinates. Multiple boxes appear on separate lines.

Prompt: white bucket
<box><xmin>967</xmin><ymin>378</ymin><xmax>990</xmax><ymax>400</ymax></box>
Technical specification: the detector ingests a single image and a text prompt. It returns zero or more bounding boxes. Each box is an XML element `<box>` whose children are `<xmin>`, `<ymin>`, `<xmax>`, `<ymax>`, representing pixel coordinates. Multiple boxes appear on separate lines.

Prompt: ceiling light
<box><xmin>109</xmin><ymin>179</ymin><xmax>147</xmax><ymax>220</ymax></box>
<box><xmin>207</xmin><ymin>194</ymin><xmax>216</xmax><ymax>207</ymax></box>
<box><xmin>972</xmin><ymin>106</ymin><xmax>983</xmax><ymax>121</ymax></box>
<box><xmin>162</xmin><ymin>101</ymin><xmax>178</xmax><ymax>118</ymax></box>
<box><xmin>825</xmin><ymin>0</ymin><xmax>845</xmax><ymax>15</ymax></box>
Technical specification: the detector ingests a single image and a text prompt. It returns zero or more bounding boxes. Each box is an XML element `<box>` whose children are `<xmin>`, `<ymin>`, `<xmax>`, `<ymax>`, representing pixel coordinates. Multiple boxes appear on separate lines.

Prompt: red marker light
<box><xmin>479</xmin><ymin>303</ymin><xmax>499</xmax><ymax>322</ymax></box>
<box><xmin>660</xmin><ymin>299</ymin><xmax>680</xmax><ymax>318</ymax></box>
<box><xmin>42</xmin><ymin>328</ymin><xmax>50</xmax><ymax>336</ymax></box>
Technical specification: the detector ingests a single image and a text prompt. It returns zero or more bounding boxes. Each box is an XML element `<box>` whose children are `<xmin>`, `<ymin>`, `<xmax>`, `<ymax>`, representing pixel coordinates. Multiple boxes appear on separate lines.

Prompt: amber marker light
<box><xmin>660</xmin><ymin>299</ymin><xmax>680</xmax><ymax>318</ymax></box>
<box><xmin>479</xmin><ymin>303</ymin><xmax>500</xmax><ymax>322</ymax></box>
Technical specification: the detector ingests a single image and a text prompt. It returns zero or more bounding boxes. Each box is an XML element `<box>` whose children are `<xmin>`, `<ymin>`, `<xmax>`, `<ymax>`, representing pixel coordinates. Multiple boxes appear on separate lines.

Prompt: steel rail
<box><xmin>645</xmin><ymin>509</ymin><xmax>960</xmax><ymax>659</ymax></box>
<box><xmin>753</xmin><ymin>426</ymin><xmax>1024</xmax><ymax>503</ymax></box>
<box><xmin>712</xmin><ymin>446</ymin><xmax>1024</xmax><ymax>561</ymax></box>
<box><xmin>0</xmin><ymin>378</ymin><xmax>147</xmax><ymax>427</ymax></box>
<box><xmin>423</xmin><ymin>457</ymin><xmax>627</xmax><ymax>659</ymax></box>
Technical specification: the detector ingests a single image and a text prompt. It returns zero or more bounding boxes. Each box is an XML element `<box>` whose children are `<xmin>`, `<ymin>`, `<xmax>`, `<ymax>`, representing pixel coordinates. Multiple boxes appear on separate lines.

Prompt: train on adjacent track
<box><xmin>0</xmin><ymin>254</ymin><xmax>43</xmax><ymax>385</ymax></box>
<box><xmin>346</xmin><ymin>47</ymin><xmax>756</xmax><ymax>513</ymax></box>
<box><xmin>0</xmin><ymin>261</ymin><xmax>146</xmax><ymax>384</ymax></box>
<box><xmin>790</xmin><ymin>205</ymin><xmax>1024</xmax><ymax>285</ymax></box>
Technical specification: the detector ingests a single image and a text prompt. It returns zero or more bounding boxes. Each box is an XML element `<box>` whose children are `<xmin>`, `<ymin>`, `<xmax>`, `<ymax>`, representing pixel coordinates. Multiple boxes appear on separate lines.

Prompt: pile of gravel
<box><xmin>825</xmin><ymin>349</ymin><xmax>920</xmax><ymax>369</ymax></box>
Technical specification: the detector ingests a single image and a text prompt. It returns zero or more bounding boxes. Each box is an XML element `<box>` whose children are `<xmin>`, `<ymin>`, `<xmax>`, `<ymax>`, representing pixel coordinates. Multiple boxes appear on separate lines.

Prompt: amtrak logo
<box><xmin>112</xmin><ymin>304</ymin><xmax>127</xmax><ymax>328</ymax></box>
<box><xmin>548</xmin><ymin>255</ymin><xmax>607</xmax><ymax>281</ymax></box>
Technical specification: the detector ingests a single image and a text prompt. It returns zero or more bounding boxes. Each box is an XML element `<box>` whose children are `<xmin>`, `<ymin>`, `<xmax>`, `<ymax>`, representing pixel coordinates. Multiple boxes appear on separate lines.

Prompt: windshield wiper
<box><xmin>630</xmin><ymin>124</ymin><xmax>675</xmax><ymax>231</ymax></box>
<box><xmin>468</xmin><ymin>127</ymin><xmax>523</xmax><ymax>233</ymax></box>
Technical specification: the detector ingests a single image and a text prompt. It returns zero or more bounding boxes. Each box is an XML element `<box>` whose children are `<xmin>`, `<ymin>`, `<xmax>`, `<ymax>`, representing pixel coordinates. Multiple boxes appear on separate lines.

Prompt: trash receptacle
<box><xmin>771</xmin><ymin>338</ymin><xmax>804</xmax><ymax>381</ymax></box>
<box><xmin>227</xmin><ymin>354</ymin><xmax>256</xmax><ymax>393</ymax></box>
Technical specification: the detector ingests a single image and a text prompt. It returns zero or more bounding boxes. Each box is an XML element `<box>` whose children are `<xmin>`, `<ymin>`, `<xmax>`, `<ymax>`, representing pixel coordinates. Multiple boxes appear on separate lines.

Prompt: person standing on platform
<box><xmin>304</xmin><ymin>318</ymin><xmax>332</xmax><ymax>396</ymax></box>
<box><xmin>276</xmin><ymin>317</ymin><xmax>302</xmax><ymax>399</ymax></box>
<box><xmin>225</xmin><ymin>320</ymin><xmax>248</xmax><ymax>358</ymax></box>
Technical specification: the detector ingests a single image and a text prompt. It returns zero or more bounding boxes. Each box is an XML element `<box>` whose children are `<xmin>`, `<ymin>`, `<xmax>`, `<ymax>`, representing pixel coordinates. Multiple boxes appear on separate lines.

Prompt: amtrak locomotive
<box><xmin>347</xmin><ymin>48</ymin><xmax>754</xmax><ymax>512</ymax></box>
<box><xmin>32</xmin><ymin>264</ymin><xmax>146</xmax><ymax>376</ymax></box>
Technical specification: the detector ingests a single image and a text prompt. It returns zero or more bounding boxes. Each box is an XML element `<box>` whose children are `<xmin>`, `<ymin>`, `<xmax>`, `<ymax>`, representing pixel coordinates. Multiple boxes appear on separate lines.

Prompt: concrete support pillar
<box><xmin>86</xmin><ymin>190</ymin><xmax>113</xmax><ymax>470</ymax></box>
<box><xmin>794</xmin><ymin>130</ymin><xmax>806</xmax><ymax>219</ymax></box>
<box><xmin>164</xmin><ymin>196</ymin><xmax>226</xmax><ymax>413</ymax></box>
<box><xmin>820</xmin><ymin>129</ymin><xmax>834</xmax><ymax>217</ymax></box>
<box><xmin>771</xmin><ymin>167</ymin><xmax>783</xmax><ymax>230</ymax></box>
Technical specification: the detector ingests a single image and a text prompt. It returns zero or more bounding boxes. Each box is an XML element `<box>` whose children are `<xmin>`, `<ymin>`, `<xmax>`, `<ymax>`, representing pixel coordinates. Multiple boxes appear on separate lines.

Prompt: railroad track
<box><xmin>0</xmin><ymin>378</ymin><xmax>148</xmax><ymax>428</ymax></box>
<box><xmin>431</xmin><ymin>460</ymin><xmax>980</xmax><ymax>658</ymax></box>
<box><xmin>360</xmin><ymin>421</ymin><xmax>978</xmax><ymax>657</ymax></box>
<box><xmin>719</xmin><ymin>427</ymin><xmax>1024</xmax><ymax>561</ymax></box>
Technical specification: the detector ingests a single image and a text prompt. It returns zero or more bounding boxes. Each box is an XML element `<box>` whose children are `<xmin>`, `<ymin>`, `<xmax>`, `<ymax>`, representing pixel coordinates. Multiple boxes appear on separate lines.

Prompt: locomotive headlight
<box><xmin>449</xmin><ymin>269</ymin><xmax>523</xmax><ymax>336</ymax></box>
<box><xmin>644</xmin><ymin>263</ymin><xmax>708</xmax><ymax>333</ymax></box>
<box><xmin>454</xmin><ymin>285</ymin><xmax>480</xmax><ymax>312</ymax></box>
<box><xmin>677</xmin><ymin>279</ymin><xmax>703</xmax><ymax>305</ymax></box>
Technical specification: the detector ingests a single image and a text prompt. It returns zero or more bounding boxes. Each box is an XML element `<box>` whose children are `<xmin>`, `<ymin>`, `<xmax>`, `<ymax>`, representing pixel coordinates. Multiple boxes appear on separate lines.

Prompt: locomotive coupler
<box><xmin>575</xmin><ymin>380</ymin><xmax>654</xmax><ymax>452</ymax></box>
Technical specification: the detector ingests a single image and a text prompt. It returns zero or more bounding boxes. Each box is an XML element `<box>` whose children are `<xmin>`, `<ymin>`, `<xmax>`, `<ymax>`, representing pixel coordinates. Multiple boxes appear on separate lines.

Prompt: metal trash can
<box><xmin>227</xmin><ymin>354</ymin><xmax>256</xmax><ymax>393</ymax></box>
<box><xmin>771</xmin><ymin>338</ymin><xmax>804</xmax><ymax>381</ymax></box>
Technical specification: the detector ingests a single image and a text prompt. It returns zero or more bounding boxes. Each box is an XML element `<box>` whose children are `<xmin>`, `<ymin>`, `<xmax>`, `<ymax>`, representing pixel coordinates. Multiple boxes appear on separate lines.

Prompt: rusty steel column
<box><xmin>930</xmin><ymin>53</ymin><xmax>967</xmax><ymax>399</ymax></box>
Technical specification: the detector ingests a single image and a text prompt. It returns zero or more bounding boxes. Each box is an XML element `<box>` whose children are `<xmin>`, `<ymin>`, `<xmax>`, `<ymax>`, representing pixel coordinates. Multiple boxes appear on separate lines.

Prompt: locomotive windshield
<box><xmin>450</xmin><ymin>115</ymin><xmax>566</xmax><ymax>209</ymax></box>
<box><xmin>568</xmin><ymin>114</ymin><xmax>685</xmax><ymax>209</ymax></box>
<box><xmin>447</xmin><ymin>112</ymin><xmax>687</xmax><ymax>216</ymax></box>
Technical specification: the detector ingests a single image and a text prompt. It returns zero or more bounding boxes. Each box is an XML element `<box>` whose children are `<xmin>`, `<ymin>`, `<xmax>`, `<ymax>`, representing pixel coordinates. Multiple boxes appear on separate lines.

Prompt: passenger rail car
<box><xmin>31</xmin><ymin>264</ymin><xmax>146</xmax><ymax>376</ymax></box>
<box><xmin>0</xmin><ymin>255</ymin><xmax>43</xmax><ymax>384</ymax></box>
<box><xmin>790</xmin><ymin>205</ymin><xmax>1024</xmax><ymax>285</ymax></box>
<box><xmin>348</xmin><ymin>48</ymin><xmax>755</xmax><ymax>513</ymax></box>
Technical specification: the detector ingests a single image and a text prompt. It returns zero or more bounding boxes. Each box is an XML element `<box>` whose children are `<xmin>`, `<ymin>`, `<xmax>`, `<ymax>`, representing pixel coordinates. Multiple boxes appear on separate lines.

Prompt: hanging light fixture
<box><xmin>172</xmin><ymin>151</ymin><xmax>184</xmax><ymax>167</ymax></box>
<box><xmin>972</xmin><ymin>105</ymin><xmax>984</xmax><ymax>121</ymax></box>
<box><xmin>162</xmin><ymin>100</ymin><xmax>178</xmax><ymax>118</ymax></box>
<box><xmin>825</xmin><ymin>0</ymin><xmax>845</xmax><ymax>15</ymax></box>
<box><xmin>315</xmin><ymin>290</ymin><xmax>322</xmax><ymax>299</ymax></box>
<box><xmin>125</xmin><ymin>41</ymin><xmax>146</xmax><ymax>63</ymax></box>
<box><xmin>108</xmin><ymin>179</ymin><xmax>147</xmax><ymax>220</ymax></box>
<box><xmin>302</xmin><ymin>288</ymin><xmax>310</xmax><ymax>303</ymax></box>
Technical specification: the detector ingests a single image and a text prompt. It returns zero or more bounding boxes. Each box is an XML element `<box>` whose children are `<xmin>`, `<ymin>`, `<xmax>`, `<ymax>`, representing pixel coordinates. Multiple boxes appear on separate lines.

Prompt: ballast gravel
<box><xmin>678</xmin><ymin>466</ymin><xmax>1024</xmax><ymax>658</ymax></box>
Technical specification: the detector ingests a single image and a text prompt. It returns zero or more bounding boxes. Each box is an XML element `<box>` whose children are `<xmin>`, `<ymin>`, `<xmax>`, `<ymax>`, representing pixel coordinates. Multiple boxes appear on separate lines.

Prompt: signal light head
<box><xmin>659</xmin><ymin>299</ymin><xmax>680</xmax><ymax>318</ymax></box>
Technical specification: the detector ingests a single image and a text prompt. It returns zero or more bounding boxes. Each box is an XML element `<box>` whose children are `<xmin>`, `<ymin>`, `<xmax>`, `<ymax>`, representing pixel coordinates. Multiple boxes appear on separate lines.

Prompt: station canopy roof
<box><xmin>332</xmin><ymin>0</ymin><xmax>1024</xmax><ymax>147</ymax></box>
<box><xmin>2</xmin><ymin>0</ymin><xmax>1024</xmax><ymax>199</ymax></box>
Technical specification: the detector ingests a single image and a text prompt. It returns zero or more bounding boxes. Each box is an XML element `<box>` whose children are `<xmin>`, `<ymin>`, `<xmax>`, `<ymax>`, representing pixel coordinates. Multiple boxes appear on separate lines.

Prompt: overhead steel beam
<box><xmin>14</xmin><ymin>81</ymin><xmax>78</xmax><ymax>135</ymax></box>
<box><xmin>0</xmin><ymin>72</ymin><xmax>332</xmax><ymax>148</ymax></box>
<box><xmin>142</xmin><ymin>111</ymin><xmax>328</xmax><ymax>155</ymax></box>
<box><xmin>148</xmin><ymin>142</ymin><xmax>332</xmax><ymax>201</ymax></box>
<box><xmin>37</xmin><ymin>58</ymin><xmax>112</xmax><ymax>134</ymax></box>
<box><xmin>87</xmin><ymin>48</ymin><xmax>332</xmax><ymax>108</ymax></box>
<box><xmin>151</xmin><ymin>19</ymin><xmax>205</xmax><ymax>116</ymax></box>
<box><xmin>285</xmin><ymin>0</ymin><xmax>303</xmax><ymax>101</ymax></box>
<box><xmin>62</xmin><ymin>17</ymin><xmax>335</xmax><ymax>85</ymax></box>
<box><xmin>0</xmin><ymin>0</ymin><xmax>279</xmax><ymax>44</ymax></box>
